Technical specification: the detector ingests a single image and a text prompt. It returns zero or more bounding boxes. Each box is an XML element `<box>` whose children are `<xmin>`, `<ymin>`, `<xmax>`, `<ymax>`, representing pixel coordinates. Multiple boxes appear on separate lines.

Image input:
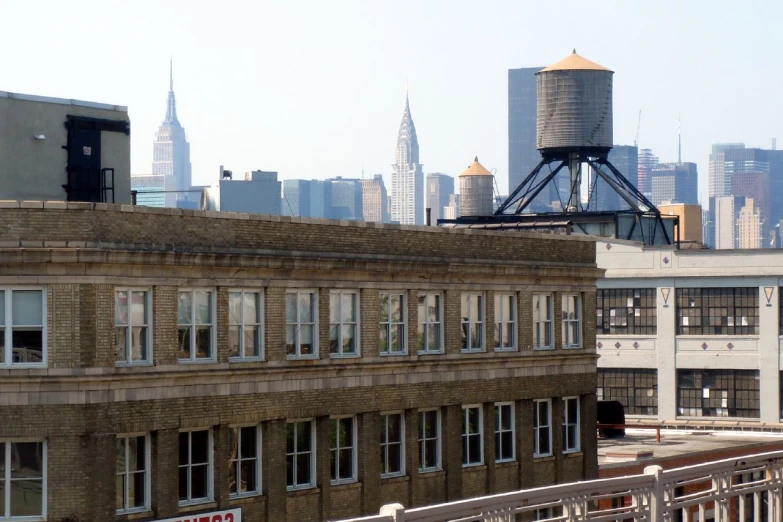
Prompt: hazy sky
<box><xmin>3</xmin><ymin>0</ymin><xmax>783</xmax><ymax>203</ymax></box>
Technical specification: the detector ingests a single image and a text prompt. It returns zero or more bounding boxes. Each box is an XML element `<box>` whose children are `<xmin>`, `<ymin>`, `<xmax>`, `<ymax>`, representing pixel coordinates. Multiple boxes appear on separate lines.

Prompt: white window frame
<box><xmin>114</xmin><ymin>288</ymin><xmax>153</xmax><ymax>366</ymax></box>
<box><xmin>533</xmin><ymin>399</ymin><xmax>552</xmax><ymax>457</ymax></box>
<box><xmin>533</xmin><ymin>294</ymin><xmax>554</xmax><ymax>350</ymax></box>
<box><xmin>418</xmin><ymin>409</ymin><xmax>441</xmax><ymax>472</ymax></box>
<box><xmin>177</xmin><ymin>289</ymin><xmax>217</xmax><ymax>363</ymax></box>
<box><xmin>380</xmin><ymin>412</ymin><xmax>405</xmax><ymax>477</ymax></box>
<box><xmin>461</xmin><ymin>405</ymin><xmax>484</xmax><ymax>467</ymax></box>
<box><xmin>0</xmin><ymin>439</ymin><xmax>47</xmax><ymax>520</ymax></box>
<box><xmin>0</xmin><ymin>287</ymin><xmax>47</xmax><ymax>369</ymax></box>
<box><xmin>494</xmin><ymin>293</ymin><xmax>517</xmax><ymax>351</ymax></box>
<box><xmin>286</xmin><ymin>419</ymin><xmax>316</xmax><ymax>491</ymax></box>
<box><xmin>417</xmin><ymin>292</ymin><xmax>444</xmax><ymax>354</ymax></box>
<box><xmin>228</xmin><ymin>289</ymin><xmax>264</xmax><ymax>361</ymax></box>
<box><xmin>563</xmin><ymin>397</ymin><xmax>580</xmax><ymax>453</ymax></box>
<box><xmin>329</xmin><ymin>291</ymin><xmax>360</xmax><ymax>358</ymax></box>
<box><xmin>285</xmin><ymin>289</ymin><xmax>319</xmax><ymax>359</ymax></box>
<box><xmin>460</xmin><ymin>293</ymin><xmax>486</xmax><ymax>353</ymax></box>
<box><xmin>380</xmin><ymin>292</ymin><xmax>407</xmax><ymax>356</ymax></box>
<box><xmin>494</xmin><ymin>402</ymin><xmax>515</xmax><ymax>463</ymax></box>
<box><xmin>116</xmin><ymin>433</ymin><xmax>151</xmax><ymax>514</ymax></box>
<box><xmin>561</xmin><ymin>294</ymin><xmax>582</xmax><ymax>349</ymax></box>
<box><xmin>178</xmin><ymin>428</ymin><xmax>214</xmax><ymax>506</ymax></box>
<box><xmin>229</xmin><ymin>424</ymin><xmax>262</xmax><ymax>498</ymax></box>
<box><xmin>330</xmin><ymin>416</ymin><xmax>358</xmax><ymax>485</ymax></box>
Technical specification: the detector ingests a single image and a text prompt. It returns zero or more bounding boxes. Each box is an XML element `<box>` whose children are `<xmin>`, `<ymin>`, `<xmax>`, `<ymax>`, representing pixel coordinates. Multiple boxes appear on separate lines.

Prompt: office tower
<box><xmin>637</xmin><ymin>148</ymin><xmax>659</xmax><ymax>197</ymax></box>
<box><xmin>426</xmin><ymin>173</ymin><xmax>454</xmax><ymax>222</ymax></box>
<box><xmin>649</xmin><ymin>162</ymin><xmax>698</xmax><ymax>207</ymax></box>
<box><xmin>391</xmin><ymin>94</ymin><xmax>424</xmax><ymax>225</ymax></box>
<box><xmin>714</xmin><ymin>195</ymin><xmax>747</xmax><ymax>249</ymax></box>
<box><xmin>508</xmin><ymin>67</ymin><xmax>543</xmax><ymax>194</ymax></box>
<box><xmin>326</xmin><ymin>177</ymin><xmax>363</xmax><ymax>220</ymax></box>
<box><xmin>708</xmin><ymin>143</ymin><xmax>745</xmax><ymax>198</ymax></box>
<box><xmin>737</xmin><ymin>198</ymin><xmax>763</xmax><ymax>249</ymax></box>
<box><xmin>130</xmin><ymin>174</ymin><xmax>165</xmax><ymax>207</ymax></box>
<box><xmin>220</xmin><ymin>171</ymin><xmax>281</xmax><ymax>215</ymax></box>
<box><xmin>598</xmin><ymin>145</ymin><xmax>638</xmax><ymax>210</ymax></box>
<box><xmin>360</xmin><ymin>175</ymin><xmax>389</xmax><ymax>222</ymax></box>
<box><xmin>282</xmin><ymin>179</ymin><xmax>327</xmax><ymax>218</ymax></box>
<box><xmin>152</xmin><ymin>61</ymin><xmax>192</xmax><ymax>208</ymax></box>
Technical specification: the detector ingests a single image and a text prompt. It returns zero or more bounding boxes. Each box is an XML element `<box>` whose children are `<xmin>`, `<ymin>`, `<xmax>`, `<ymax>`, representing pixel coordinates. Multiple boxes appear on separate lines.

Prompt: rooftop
<box><xmin>0</xmin><ymin>90</ymin><xmax>128</xmax><ymax>112</ymax></box>
<box><xmin>459</xmin><ymin>156</ymin><xmax>493</xmax><ymax>177</ymax></box>
<box><xmin>539</xmin><ymin>49</ymin><xmax>612</xmax><ymax>73</ymax></box>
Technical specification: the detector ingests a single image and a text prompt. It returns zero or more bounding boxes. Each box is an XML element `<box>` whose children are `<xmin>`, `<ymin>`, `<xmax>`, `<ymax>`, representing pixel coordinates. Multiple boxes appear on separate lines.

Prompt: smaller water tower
<box><xmin>459</xmin><ymin>156</ymin><xmax>494</xmax><ymax>217</ymax></box>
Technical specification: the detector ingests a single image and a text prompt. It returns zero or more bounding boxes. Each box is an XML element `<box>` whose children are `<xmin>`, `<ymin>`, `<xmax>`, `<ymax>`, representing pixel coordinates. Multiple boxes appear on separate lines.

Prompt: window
<box><xmin>677</xmin><ymin>369</ymin><xmax>759</xmax><ymax>418</ymax></box>
<box><xmin>418</xmin><ymin>410</ymin><xmax>440</xmax><ymax>472</ymax></box>
<box><xmin>380</xmin><ymin>413</ymin><xmax>404</xmax><ymax>477</ymax></box>
<box><xmin>115</xmin><ymin>290</ymin><xmax>151</xmax><ymax>365</ymax></box>
<box><xmin>0</xmin><ymin>288</ymin><xmax>45</xmax><ymax>367</ymax></box>
<box><xmin>460</xmin><ymin>293</ymin><xmax>485</xmax><ymax>352</ymax></box>
<box><xmin>597</xmin><ymin>288</ymin><xmax>657</xmax><ymax>335</ymax></box>
<box><xmin>563</xmin><ymin>397</ymin><xmax>580</xmax><ymax>453</ymax></box>
<box><xmin>461</xmin><ymin>406</ymin><xmax>483</xmax><ymax>466</ymax></box>
<box><xmin>116</xmin><ymin>435</ymin><xmax>150</xmax><ymax>513</ymax></box>
<box><xmin>330</xmin><ymin>291</ymin><xmax>359</xmax><ymax>356</ymax></box>
<box><xmin>286</xmin><ymin>420</ymin><xmax>315</xmax><ymax>490</ymax></box>
<box><xmin>330</xmin><ymin>417</ymin><xmax>356</xmax><ymax>484</ymax></box>
<box><xmin>286</xmin><ymin>290</ymin><xmax>317</xmax><ymax>358</ymax></box>
<box><xmin>533</xmin><ymin>294</ymin><xmax>553</xmax><ymax>349</ymax></box>
<box><xmin>597</xmin><ymin>369</ymin><xmax>658</xmax><ymax>415</ymax></box>
<box><xmin>229</xmin><ymin>290</ymin><xmax>263</xmax><ymax>360</ymax></box>
<box><xmin>0</xmin><ymin>441</ymin><xmax>45</xmax><ymax>519</ymax></box>
<box><xmin>533</xmin><ymin>399</ymin><xmax>551</xmax><ymax>457</ymax></box>
<box><xmin>178</xmin><ymin>429</ymin><xmax>213</xmax><ymax>505</ymax></box>
<box><xmin>494</xmin><ymin>293</ymin><xmax>516</xmax><ymax>350</ymax></box>
<box><xmin>495</xmin><ymin>403</ymin><xmax>514</xmax><ymax>462</ymax></box>
<box><xmin>417</xmin><ymin>293</ymin><xmax>443</xmax><ymax>353</ymax></box>
<box><xmin>676</xmin><ymin>287</ymin><xmax>758</xmax><ymax>335</ymax></box>
<box><xmin>380</xmin><ymin>293</ymin><xmax>406</xmax><ymax>355</ymax></box>
<box><xmin>177</xmin><ymin>290</ymin><xmax>215</xmax><ymax>362</ymax></box>
<box><xmin>229</xmin><ymin>426</ymin><xmax>260</xmax><ymax>498</ymax></box>
<box><xmin>560</xmin><ymin>294</ymin><xmax>581</xmax><ymax>348</ymax></box>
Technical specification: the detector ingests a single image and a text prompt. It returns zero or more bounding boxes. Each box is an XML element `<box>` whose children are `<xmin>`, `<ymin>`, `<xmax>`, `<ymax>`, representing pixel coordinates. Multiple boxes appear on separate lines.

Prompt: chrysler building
<box><xmin>391</xmin><ymin>94</ymin><xmax>424</xmax><ymax>225</ymax></box>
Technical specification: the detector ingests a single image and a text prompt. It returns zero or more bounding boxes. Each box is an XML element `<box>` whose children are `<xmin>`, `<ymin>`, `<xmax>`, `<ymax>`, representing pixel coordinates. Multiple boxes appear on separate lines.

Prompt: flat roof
<box><xmin>599</xmin><ymin>429</ymin><xmax>783</xmax><ymax>471</ymax></box>
<box><xmin>0</xmin><ymin>90</ymin><xmax>127</xmax><ymax>112</ymax></box>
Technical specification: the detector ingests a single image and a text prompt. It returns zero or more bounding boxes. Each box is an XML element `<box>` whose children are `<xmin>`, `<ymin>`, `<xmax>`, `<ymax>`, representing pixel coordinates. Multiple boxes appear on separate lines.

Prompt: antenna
<box><xmin>634</xmin><ymin>110</ymin><xmax>641</xmax><ymax>148</ymax></box>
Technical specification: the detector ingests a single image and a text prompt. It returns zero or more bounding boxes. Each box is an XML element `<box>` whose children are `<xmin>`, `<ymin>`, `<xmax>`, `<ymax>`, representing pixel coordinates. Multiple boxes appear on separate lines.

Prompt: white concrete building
<box><xmin>596</xmin><ymin>239</ymin><xmax>783</xmax><ymax>425</ymax></box>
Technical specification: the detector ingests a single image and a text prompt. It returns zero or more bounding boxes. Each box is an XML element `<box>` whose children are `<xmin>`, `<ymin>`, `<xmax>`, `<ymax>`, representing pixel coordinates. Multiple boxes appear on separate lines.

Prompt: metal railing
<box><xmin>338</xmin><ymin>449</ymin><xmax>783</xmax><ymax>522</ymax></box>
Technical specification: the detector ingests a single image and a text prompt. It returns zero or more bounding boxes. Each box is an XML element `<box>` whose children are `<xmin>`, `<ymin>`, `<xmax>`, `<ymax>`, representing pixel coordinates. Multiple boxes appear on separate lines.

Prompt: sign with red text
<box><xmin>154</xmin><ymin>508</ymin><xmax>241</xmax><ymax>522</ymax></box>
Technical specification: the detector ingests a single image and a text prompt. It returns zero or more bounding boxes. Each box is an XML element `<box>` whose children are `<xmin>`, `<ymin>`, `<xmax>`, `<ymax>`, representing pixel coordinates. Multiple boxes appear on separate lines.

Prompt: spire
<box><xmin>164</xmin><ymin>58</ymin><xmax>179</xmax><ymax>125</ymax></box>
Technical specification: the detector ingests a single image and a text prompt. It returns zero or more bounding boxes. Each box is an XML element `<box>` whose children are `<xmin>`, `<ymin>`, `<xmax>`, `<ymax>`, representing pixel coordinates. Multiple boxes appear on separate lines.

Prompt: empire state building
<box><xmin>391</xmin><ymin>94</ymin><xmax>424</xmax><ymax>225</ymax></box>
<box><xmin>152</xmin><ymin>61</ymin><xmax>192</xmax><ymax>208</ymax></box>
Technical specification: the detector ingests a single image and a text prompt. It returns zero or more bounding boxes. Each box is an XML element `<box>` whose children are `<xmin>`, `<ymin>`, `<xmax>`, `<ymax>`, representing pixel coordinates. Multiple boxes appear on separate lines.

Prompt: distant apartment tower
<box><xmin>649</xmin><ymin>162</ymin><xmax>698</xmax><ymax>207</ymax></box>
<box><xmin>326</xmin><ymin>177</ymin><xmax>363</xmax><ymax>220</ymax></box>
<box><xmin>152</xmin><ymin>62</ymin><xmax>192</xmax><ymax>208</ymax></box>
<box><xmin>713</xmin><ymin>195</ymin><xmax>746</xmax><ymax>249</ymax></box>
<box><xmin>637</xmin><ymin>148</ymin><xmax>659</xmax><ymax>197</ymax></box>
<box><xmin>508</xmin><ymin>66</ymin><xmax>543</xmax><ymax>194</ymax></box>
<box><xmin>220</xmin><ymin>170</ymin><xmax>281</xmax><ymax>215</ymax></box>
<box><xmin>391</xmin><ymin>95</ymin><xmax>424</xmax><ymax>225</ymax></box>
<box><xmin>426</xmin><ymin>173</ymin><xmax>454</xmax><ymax>222</ymax></box>
<box><xmin>131</xmin><ymin>174</ymin><xmax>165</xmax><ymax>207</ymax></box>
<box><xmin>360</xmin><ymin>175</ymin><xmax>389</xmax><ymax>222</ymax></box>
<box><xmin>737</xmin><ymin>198</ymin><xmax>763</xmax><ymax>249</ymax></box>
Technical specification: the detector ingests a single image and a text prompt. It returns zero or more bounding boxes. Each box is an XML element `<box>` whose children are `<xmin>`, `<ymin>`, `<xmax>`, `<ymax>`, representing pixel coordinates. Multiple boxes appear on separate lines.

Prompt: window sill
<box><xmin>462</xmin><ymin>463</ymin><xmax>487</xmax><ymax>471</ymax></box>
<box><xmin>230</xmin><ymin>493</ymin><xmax>265</xmax><ymax>505</ymax></box>
<box><xmin>287</xmin><ymin>485</ymin><xmax>320</xmax><ymax>496</ymax></box>
<box><xmin>532</xmin><ymin>347</ymin><xmax>554</xmax><ymax>351</ymax></box>
<box><xmin>329</xmin><ymin>354</ymin><xmax>361</xmax><ymax>360</ymax></box>
<box><xmin>286</xmin><ymin>355</ymin><xmax>320</xmax><ymax>361</ymax></box>
<box><xmin>115</xmin><ymin>362</ymin><xmax>154</xmax><ymax>368</ymax></box>
<box><xmin>418</xmin><ymin>468</ymin><xmax>444</xmax><ymax>476</ymax></box>
<box><xmin>533</xmin><ymin>454</ymin><xmax>555</xmax><ymax>462</ymax></box>
<box><xmin>178</xmin><ymin>499</ymin><xmax>216</xmax><ymax>511</ymax></box>
<box><xmin>229</xmin><ymin>357</ymin><xmax>265</xmax><ymax>363</ymax></box>
<box><xmin>331</xmin><ymin>480</ymin><xmax>361</xmax><ymax>490</ymax></box>
<box><xmin>381</xmin><ymin>473</ymin><xmax>409</xmax><ymax>483</ymax></box>
<box><xmin>417</xmin><ymin>351</ymin><xmax>444</xmax><ymax>356</ymax></box>
<box><xmin>564</xmin><ymin>450</ymin><xmax>583</xmax><ymax>458</ymax></box>
<box><xmin>460</xmin><ymin>349</ymin><xmax>486</xmax><ymax>354</ymax></box>
<box><xmin>178</xmin><ymin>359</ymin><xmax>217</xmax><ymax>365</ymax></box>
<box><xmin>495</xmin><ymin>459</ymin><xmax>517</xmax><ymax>468</ymax></box>
<box><xmin>379</xmin><ymin>351</ymin><xmax>408</xmax><ymax>357</ymax></box>
<box><xmin>494</xmin><ymin>348</ymin><xmax>518</xmax><ymax>353</ymax></box>
<box><xmin>1</xmin><ymin>364</ymin><xmax>47</xmax><ymax>370</ymax></box>
<box><xmin>562</xmin><ymin>346</ymin><xmax>583</xmax><ymax>350</ymax></box>
<box><xmin>116</xmin><ymin>508</ymin><xmax>152</xmax><ymax>520</ymax></box>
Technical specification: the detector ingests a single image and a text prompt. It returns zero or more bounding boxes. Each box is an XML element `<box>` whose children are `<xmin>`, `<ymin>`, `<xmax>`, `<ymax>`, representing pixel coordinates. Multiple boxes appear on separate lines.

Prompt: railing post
<box><xmin>380</xmin><ymin>503</ymin><xmax>406</xmax><ymax>522</ymax></box>
<box><xmin>644</xmin><ymin>465</ymin><xmax>664</xmax><ymax>522</ymax></box>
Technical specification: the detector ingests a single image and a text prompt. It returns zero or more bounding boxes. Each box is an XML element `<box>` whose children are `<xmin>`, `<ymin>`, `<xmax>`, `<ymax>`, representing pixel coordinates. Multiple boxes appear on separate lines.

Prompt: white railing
<box><xmin>338</xmin><ymin>449</ymin><xmax>783</xmax><ymax>522</ymax></box>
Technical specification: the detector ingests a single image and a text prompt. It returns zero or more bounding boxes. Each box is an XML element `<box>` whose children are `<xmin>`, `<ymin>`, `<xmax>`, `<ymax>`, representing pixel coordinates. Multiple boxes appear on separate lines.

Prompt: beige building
<box><xmin>658</xmin><ymin>203</ymin><xmax>702</xmax><ymax>244</ymax></box>
<box><xmin>0</xmin><ymin>91</ymin><xmax>131</xmax><ymax>203</ymax></box>
<box><xmin>737</xmin><ymin>198</ymin><xmax>763</xmax><ymax>249</ymax></box>
<box><xmin>0</xmin><ymin>202</ymin><xmax>600</xmax><ymax>522</ymax></box>
<box><xmin>360</xmin><ymin>174</ymin><xmax>389</xmax><ymax>222</ymax></box>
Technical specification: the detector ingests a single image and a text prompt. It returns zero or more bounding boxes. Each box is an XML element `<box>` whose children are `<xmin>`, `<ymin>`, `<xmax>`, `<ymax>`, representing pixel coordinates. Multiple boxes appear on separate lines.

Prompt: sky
<box><xmin>3</xmin><ymin>0</ymin><xmax>783</xmax><ymax>204</ymax></box>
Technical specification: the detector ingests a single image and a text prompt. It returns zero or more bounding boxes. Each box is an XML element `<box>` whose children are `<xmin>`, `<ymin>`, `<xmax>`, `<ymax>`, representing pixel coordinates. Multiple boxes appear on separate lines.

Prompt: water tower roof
<box><xmin>539</xmin><ymin>49</ymin><xmax>612</xmax><ymax>73</ymax></box>
<box><xmin>459</xmin><ymin>156</ymin><xmax>493</xmax><ymax>177</ymax></box>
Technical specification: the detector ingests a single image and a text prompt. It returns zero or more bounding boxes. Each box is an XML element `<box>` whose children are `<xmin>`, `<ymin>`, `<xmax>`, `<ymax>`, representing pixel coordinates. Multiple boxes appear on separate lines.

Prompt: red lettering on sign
<box><xmin>212</xmin><ymin>516</ymin><xmax>223</xmax><ymax>522</ymax></box>
<box><xmin>225</xmin><ymin>515</ymin><xmax>234</xmax><ymax>522</ymax></box>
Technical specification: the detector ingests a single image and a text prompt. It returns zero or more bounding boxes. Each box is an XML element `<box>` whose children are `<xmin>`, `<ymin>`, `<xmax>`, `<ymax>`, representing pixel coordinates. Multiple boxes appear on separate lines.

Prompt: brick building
<box><xmin>0</xmin><ymin>202</ymin><xmax>600</xmax><ymax>522</ymax></box>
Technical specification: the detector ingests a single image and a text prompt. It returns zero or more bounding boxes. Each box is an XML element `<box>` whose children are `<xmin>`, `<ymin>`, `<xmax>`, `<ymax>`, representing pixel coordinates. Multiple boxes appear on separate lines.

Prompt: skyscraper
<box><xmin>426</xmin><ymin>173</ymin><xmax>454</xmax><ymax>222</ymax></box>
<box><xmin>508</xmin><ymin>67</ymin><xmax>543</xmax><ymax>194</ymax></box>
<box><xmin>326</xmin><ymin>177</ymin><xmax>363</xmax><ymax>220</ymax></box>
<box><xmin>649</xmin><ymin>162</ymin><xmax>698</xmax><ymax>207</ymax></box>
<box><xmin>708</xmin><ymin>143</ymin><xmax>745</xmax><ymax>198</ymax></box>
<box><xmin>360</xmin><ymin>175</ymin><xmax>389</xmax><ymax>222</ymax></box>
<box><xmin>152</xmin><ymin>60</ymin><xmax>192</xmax><ymax>208</ymax></box>
<box><xmin>391</xmin><ymin>94</ymin><xmax>424</xmax><ymax>225</ymax></box>
<box><xmin>596</xmin><ymin>145</ymin><xmax>638</xmax><ymax>210</ymax></box>
<box><xmin>637</xmin><ymin>148</ymin><xmax>659</xmax><ymax>198</ymax></box>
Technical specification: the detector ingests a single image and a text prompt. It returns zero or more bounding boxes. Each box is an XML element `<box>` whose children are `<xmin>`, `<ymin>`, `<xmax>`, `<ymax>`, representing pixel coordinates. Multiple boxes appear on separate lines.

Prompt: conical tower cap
<box><xmin>459</xmin><ymin>156</ymin><xmax>493</xmax><ymax>177</ymax></box>
<box><xmin>539</xmin><ymin>49</ymin><xmax>612</xmax><ymax>73</ymax></box>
